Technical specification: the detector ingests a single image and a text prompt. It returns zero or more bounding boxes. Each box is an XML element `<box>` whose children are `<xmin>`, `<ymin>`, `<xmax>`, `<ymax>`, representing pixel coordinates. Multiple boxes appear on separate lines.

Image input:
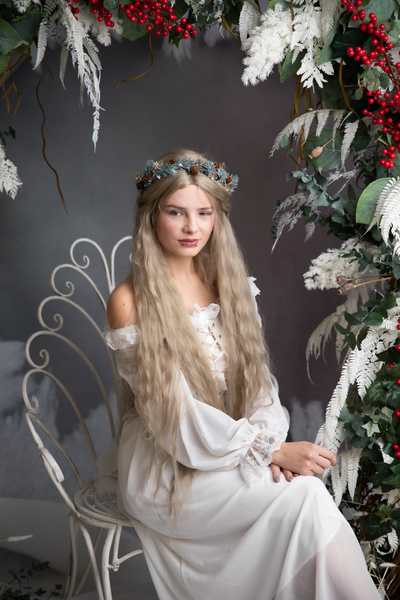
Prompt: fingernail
<box><xmin>274</xmin><ymin>476</ymin><xmax>280</xmax><ymax>482</ymax></box>
<box><xmin>289</xmin><ymin>476</ymin><xmax>293</xmax><ymax>481</ymax></box>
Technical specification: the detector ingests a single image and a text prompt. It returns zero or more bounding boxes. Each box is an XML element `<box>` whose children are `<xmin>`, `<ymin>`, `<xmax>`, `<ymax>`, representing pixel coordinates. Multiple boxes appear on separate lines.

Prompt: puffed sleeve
<box><xmin>106</xmin><ymin>326</ymin><xmax>287</xmax><ymax>486</ymax></box>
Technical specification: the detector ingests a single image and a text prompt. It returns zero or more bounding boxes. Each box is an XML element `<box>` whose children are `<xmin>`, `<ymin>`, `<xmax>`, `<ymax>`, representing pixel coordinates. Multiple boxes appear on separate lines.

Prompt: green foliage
<box><xmin>0</xmin><ymin>125</ymin><xmax>16</xmax><ymax>146</ymax></box>
<box><xmin>3</xmin><ymin>561</ymin><xmax>62</xmax><ymax>600</ymax></box>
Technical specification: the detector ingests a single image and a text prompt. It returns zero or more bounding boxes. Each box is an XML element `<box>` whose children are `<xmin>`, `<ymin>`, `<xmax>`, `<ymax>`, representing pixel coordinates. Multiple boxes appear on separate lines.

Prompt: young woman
<box><xmin>104</xmin><ymin>149</ymin><xmax>380</xmax><ymax>599</ymax></box>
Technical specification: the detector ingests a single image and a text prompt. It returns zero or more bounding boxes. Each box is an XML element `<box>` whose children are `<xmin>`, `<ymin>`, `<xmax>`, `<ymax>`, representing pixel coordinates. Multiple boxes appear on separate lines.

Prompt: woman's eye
<box><xmin>200</xmin><ymin>212</ymin><xmax>211</xmax><ymax>217</ymax></box>
<box><xmin>170</xmin><ymin>210</ymin><xmax>181</xmax><ymax>216</ymax></box>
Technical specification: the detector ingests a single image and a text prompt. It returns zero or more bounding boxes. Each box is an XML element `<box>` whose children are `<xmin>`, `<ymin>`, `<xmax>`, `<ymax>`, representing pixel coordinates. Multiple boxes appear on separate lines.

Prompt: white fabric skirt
<box><xmin>117</xmin><ymin>418</ymin><xmax>380</xmax><ymax>600</ymax></box>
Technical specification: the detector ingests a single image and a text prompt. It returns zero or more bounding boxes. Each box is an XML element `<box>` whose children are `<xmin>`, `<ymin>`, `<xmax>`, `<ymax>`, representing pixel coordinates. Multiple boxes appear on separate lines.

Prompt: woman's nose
<box><xmin>183</xmin><ymin>215</ymin><xmax>198</xmax><ymax>233</ymax></box>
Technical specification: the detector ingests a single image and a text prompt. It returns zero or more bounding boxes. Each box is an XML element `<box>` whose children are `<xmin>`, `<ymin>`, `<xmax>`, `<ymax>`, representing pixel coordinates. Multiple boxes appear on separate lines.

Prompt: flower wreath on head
<box><xmin>135</xmin><ymin>157</ymin><xmax>239</xmax><ymax>194</ymax></box>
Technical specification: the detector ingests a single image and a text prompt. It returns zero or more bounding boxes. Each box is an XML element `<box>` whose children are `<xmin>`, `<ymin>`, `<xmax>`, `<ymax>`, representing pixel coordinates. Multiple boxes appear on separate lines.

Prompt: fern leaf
<box><xmin>319</xmin><ymin>0</ymin><xmax>343</xmax><ymax>43</ymax></box>
<box><xmin>239</xmin><ymin>0</ymin><xmax>260</xmax><ymax>43</ymax></box>
<box><xmin>388</xmin><ymin>530</ymin><xmax>399</xmax><ymax>553</ymax></box>
<box><xmin>332</xmin><ymin>109</ymin><xmax>346</xmax><ymax>147</ymax></box>
<box><xmin>0</xmin><ymin>142</ymin><xmax>22</xmax><ymax>199</ymax></box>
<box><xmin>330</xmin><ymin>462</ymin><xmax>344</xmax><ymax>505</ymax></box>
<box><xmin>315</xmin><ymin>109</ymin><xmax>331</xmax><ymax>137</ymax></box>
<box><xmin>345</xmin><ymin>447</ymin><xmax>362</xmax><ymax>499</ymax></box>
<box><xmin>271</xmin><ymin>110</ymin><xmax>320</xmax><ymax>155</ymax></box>
<box><xmin>59</xmin><ymin>44</ymin><xmax>69</xmax><ymax>89</ymax></box>
<box><xmin>341</xmin><ymin>120</ymin><xmax>359</xmax><ymax>165</ymax></box>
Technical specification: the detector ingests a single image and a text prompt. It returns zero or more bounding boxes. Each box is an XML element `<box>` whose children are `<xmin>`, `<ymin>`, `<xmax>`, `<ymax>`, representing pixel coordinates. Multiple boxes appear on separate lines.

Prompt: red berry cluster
<box><xmin>342</xmin><ymin>0</ymin><xmax>400</xmax><ymax>169</ymax></box>
<box><xmin>63</xmin><ymin>0</ymin><xmax>80</xmax><ymax>19</ymax></box>
<box><xmin>87</xmin><ymin>0</ymin><xmax>197</xmax><ymax>38</ymax></box>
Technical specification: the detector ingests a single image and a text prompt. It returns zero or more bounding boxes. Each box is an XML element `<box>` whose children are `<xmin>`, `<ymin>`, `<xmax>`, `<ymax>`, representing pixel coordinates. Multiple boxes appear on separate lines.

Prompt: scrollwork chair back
<box><xmin>22</xmin><ymin>237</ymin><xmax>142</xmax><ymax>600</ymax></box>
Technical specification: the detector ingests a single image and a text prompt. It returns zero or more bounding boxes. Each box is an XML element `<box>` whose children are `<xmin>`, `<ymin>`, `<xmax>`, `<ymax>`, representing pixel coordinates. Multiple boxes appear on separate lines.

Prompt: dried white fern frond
<box><xmin>315</xmin><ymin>108</ymin><xmax>331</xmax><ymax>137</ymax></box>
<box><xmin>332</xmin><ymin>109</ymin><xmax>347</xmax><ymax>146</ymax></box>
<box><xmin>271</xmin><ymin>109</ymin><xmax>347</xmax><ymax>156</ymax></box>
<box><xmin>345</xmin><ymin>447</ymin><xmax>362</xmax><ymax>500</ymax></box>
<box><xmin>368</xmin><ymin>177</ymin><xmax>400</xmax><ymax>258</ymax></box>
<box><xmin>388</xmin><ymin>530</ymin><xmax>399</xmax><ymax>554</ymax></box>
<box><xmin>330</xmin><ymin>462</ymin><xmax>344</xmax><ymax>506</ymax></box>
<box><xmin>271</xmin><ymin>110</ymin><xmax>320</xmax><ymax>155</ymax></box>
<box><xmin>0</xmin><ymin>142</ymin><xmax>22</xmax><ymax>200</ymax></box>
<box><xmin>239</xmin><ymin>0</ymin><xmax>260</xmax><ymax>43</ymax></box>
<box><xmin>12</xmin><ymin>0</ymin><xmax>40</xmax><ymax>13</ymax></box>
<box><xmin>33</xmin><ymin>0</ymin><xmax>58</xmax><ymax>70</ymax></box>
<box><xmin>341</xmin><ymin>120</ymin><xmax>359</xmax><ymax>165</ymax></box>
<box><xmin>319</xmin><ymin>0</ymin><xmax>343</xmax><ymax>43</ymax></box>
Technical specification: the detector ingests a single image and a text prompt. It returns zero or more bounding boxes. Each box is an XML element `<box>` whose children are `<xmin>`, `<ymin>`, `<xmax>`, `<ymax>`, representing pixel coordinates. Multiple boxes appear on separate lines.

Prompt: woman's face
<box><xmin>154</xmin><ymin>185</ymin><xmax>215</xmax><ymax>259</ymax></box>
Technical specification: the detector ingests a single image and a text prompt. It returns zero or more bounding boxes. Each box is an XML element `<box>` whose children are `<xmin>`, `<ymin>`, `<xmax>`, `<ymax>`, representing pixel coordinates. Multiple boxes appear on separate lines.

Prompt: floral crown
<box><xmin>135</xmin><ymin>157</ymin><xmax>239</xmax><ymax>194</ymax></box>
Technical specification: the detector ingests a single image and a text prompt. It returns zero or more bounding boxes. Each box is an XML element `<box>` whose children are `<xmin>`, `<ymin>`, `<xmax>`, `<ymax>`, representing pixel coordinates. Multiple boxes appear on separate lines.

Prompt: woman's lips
<box><xmin>179</xmin><ymin>239</ymin><xmax>199</xmax><ymax>246</ymax></box>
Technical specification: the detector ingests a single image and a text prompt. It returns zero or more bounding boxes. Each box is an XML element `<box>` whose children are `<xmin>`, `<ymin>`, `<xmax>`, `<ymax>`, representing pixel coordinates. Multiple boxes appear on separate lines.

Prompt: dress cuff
<box><xmin>239</xmin><ymin>430</ymin><xmax>285</xmax><ymax>485</ymax></box>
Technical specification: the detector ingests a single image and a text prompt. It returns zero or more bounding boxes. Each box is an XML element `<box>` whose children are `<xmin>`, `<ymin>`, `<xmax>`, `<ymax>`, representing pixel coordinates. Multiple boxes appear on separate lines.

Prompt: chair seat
<box><xmin>74</xmin><ymin>482</ymin><xmax>133</xmax><ymax>528</ymax></box>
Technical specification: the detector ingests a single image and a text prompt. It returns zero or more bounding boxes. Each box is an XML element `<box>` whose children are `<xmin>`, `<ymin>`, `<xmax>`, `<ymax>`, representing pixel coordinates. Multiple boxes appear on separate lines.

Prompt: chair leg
<box><xmin>73</xmin><ymin>528</ymin><xmax>104</xmax><ymax>597</ymax></box>
<box><xmin>75</xmin><ymin>518</ymin><xmax>106</xmax><ymax>600</ymax></box>
<box><xmin>63</xmin><ymin>514</ymin><xmax>79</xmax><ymax>599</ymax></box>
<box><xmin>101</xmin><ymin>527</ymin><xmax>117</xmax><ymax>600</ymax></box>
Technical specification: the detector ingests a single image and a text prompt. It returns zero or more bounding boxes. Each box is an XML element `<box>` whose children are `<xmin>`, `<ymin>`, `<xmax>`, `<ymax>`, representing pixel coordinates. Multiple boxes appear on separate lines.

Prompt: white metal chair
<box><xmin>22</xmin><ymin>237</ymin><xmax>142</xmax><ymax>600</ymax></box>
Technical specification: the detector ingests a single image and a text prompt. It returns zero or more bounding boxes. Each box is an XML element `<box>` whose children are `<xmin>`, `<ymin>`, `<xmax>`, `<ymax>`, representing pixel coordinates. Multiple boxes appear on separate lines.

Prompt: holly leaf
<box><xmin>369</xmin><ymin>462</ymin><xmax>393</xmax><ymax>485</ymax></box>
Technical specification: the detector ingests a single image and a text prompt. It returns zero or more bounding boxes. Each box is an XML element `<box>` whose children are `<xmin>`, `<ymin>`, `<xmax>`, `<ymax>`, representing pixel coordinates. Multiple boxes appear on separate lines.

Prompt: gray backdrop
<box><xmin>0</xmin><ymin>30</ymin><xmax>342</xmax><ymax>501</ymax></box>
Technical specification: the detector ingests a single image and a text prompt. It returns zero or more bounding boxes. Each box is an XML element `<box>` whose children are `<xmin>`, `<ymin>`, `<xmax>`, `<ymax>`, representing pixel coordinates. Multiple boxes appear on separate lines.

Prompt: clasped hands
<box><xmin>269</xmin><ymin>441</ymin><xmax>336</xmax><ymax>484</ymax></box>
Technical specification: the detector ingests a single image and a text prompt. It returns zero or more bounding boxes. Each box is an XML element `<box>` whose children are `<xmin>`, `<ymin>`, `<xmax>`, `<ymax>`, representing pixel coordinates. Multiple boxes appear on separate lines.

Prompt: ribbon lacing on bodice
<box><xmin>197</xmin><ymin>322</ymin><xmax>228</xmax><ymax>396</ymax></box>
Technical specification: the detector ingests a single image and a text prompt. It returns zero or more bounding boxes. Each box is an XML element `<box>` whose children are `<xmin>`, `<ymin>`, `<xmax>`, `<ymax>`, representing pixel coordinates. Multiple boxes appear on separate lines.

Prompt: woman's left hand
<box><xmin>270</xmin><ymin>463</ymin><xmax>298</xmax><ymax>483</ymax></box>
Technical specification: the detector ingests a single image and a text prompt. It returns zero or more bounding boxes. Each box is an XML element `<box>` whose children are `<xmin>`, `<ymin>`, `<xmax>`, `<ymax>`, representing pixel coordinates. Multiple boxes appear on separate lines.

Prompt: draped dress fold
<box><xmin>103</xmin><ymin>280</ymin><xmax>380</xmax><ymax>600</ymax></box>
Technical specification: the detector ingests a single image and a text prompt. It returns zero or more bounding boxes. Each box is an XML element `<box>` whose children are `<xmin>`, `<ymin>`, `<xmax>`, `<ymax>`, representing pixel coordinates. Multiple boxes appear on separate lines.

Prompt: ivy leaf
<box><xmin>363</xmin><ymin>514</ymin><xmax>392</xmax><ymax>541</ymax></box>
<box><xmin>363</xmin><ymin>312</ymin><xmax>384</xmax><ymax>327</ymax></box>
<box><xmin>356</xmin><ymin>178</ymin><xmax>391</xmax><ymax>224</ymax></box>
<box><xmin>383</xmin><ymin>463</ymin><xmax>400</xmax><ymax>487</ymax></box>
<box><xmin>104</xmin><ymin>0</ymin><xmax>118</xmax><ymax>9</ymax></box>
<box><xmin>362</xmin><ymin>421</ymin><xmax>380</xmax><ymax>436</ymax></box>
<box><xmin>379</xmin><ymin>406</ymin><xmax>394</xmax><ymax>423</ymax></box>
<box><xmin>369</xmin><ymin>462</ymin><xmax>393</xmax><ymax>485</ymax></box>
<box><xmin>365</xmin><ymin>380</ymin><xmax>387</xmax><ymax>406</ymax></box>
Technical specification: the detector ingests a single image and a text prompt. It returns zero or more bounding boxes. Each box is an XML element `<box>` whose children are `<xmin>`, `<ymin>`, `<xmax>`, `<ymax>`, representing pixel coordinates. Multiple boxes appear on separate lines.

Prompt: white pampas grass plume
<box><xmin>242</xmin><ymin>4</ymin><xmax>292</xmax><ymax>86</ymax></box>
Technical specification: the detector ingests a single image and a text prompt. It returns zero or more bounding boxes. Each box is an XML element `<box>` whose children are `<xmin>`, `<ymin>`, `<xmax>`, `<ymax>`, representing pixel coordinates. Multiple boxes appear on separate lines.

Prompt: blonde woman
<box><xmin>104</xmin><ymin>150</ymin><xmax>379</xmax><ymax>599</ymax></box>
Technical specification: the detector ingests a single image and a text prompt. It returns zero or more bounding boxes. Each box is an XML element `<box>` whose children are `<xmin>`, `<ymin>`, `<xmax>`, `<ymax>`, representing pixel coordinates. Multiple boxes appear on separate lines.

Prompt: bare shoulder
<box><xmin>107</xmin><ymin>279</ymin><xmax>137</xmax><ymax>329</ymax></box>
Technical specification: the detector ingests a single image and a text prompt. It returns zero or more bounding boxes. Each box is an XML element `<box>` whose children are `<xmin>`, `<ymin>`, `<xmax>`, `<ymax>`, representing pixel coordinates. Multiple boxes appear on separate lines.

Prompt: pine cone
<box><xmin>146</xmin><ymin>173</ymin><xmax>154</xmax><ymax>181</ymax></box>
<box><xmin>226</xmin><ymin>176</ymin><xmax>233</xmax><ymax>184</ymax></box>
<box><xmin>136</xmin><ymin>181</ymin><xmax>145</xmax><ymax>190</ymax></box>
<box><xmin>169</xmin><ymin>159</ymin><xmax>177</xmax><ymax>164</ymax></box>
<box><xmin>190</xmin><ymin>166</ymin><xmax>200</xmax><ymax>175</ymax></box>
<box><xmin>214</xmin><ymin>162</ymin><xmax>221</xmax><ymax>169</ymax></box>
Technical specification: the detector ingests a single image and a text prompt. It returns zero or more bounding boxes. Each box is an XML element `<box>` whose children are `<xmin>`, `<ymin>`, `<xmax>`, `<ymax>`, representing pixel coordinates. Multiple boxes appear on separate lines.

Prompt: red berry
<box><xmin>397</xmin><ymin>379</ymin><xmax>400</xmax><ymax>386</ymax></box>
<box><xmin>351</xmin><ymin>14</ymin><xmax>358</xmax><ymax>21</ymax></box>
<box><xmin>396</xmin><ymin>411</ymin><xmax>400</xmax><ymax>417</ymax></box>
<box><xmin>192</xmin><ymin>28</ymin><xmax>197</xmax><ymax>35</ymax></box>
<box><xmin>162</xmin><ymin>30</ymin><xmax>168</xmax><ymax>36</ymax></box>
<box><xmin>183</xmin><ymin>31</ymin><xmax>189</xmax><ymax>38</ymax></box>
<box><xmin>389</xmin><ymin>363</ymin><xmax>395</xmax><ymax>368</ymax></box>
<box><xmin>181</xmin><ymin>17</ymin><xmax>186</xmax><ymax>23</ymax></box>
<box><xmin>155</xmin><ymin>29</ymin><xmax>161</xmax><ymax>35</ymax></box>
<box><xmin>394</xmin><ymin>444</ymin><xmax>400</xmax><ymax>450</ymax></box>
<box><xmin>130</xmin><ymin>15</ymin><xmax>136</xmax><ymax>20</ymax></box>
<box><xmin>396</xmin><ymin>451</ymin><xmax>400</xmax><ymax>458</ymax></box>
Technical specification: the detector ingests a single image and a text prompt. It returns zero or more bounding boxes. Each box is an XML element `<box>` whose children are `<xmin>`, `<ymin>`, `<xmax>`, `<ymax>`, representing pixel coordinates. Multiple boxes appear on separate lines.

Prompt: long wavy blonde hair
<box><xmin>115</xmin><ymin>149</ymin><xmax>272</xmax><ymax>513</ymax></box>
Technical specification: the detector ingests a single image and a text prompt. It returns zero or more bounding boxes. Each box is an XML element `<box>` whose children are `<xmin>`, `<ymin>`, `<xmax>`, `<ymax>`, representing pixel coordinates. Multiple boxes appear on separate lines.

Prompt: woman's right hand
<box><xmin>271</xmin><ymin>441</ymin><xmax>336</xmax><ymax>478</ymax></box>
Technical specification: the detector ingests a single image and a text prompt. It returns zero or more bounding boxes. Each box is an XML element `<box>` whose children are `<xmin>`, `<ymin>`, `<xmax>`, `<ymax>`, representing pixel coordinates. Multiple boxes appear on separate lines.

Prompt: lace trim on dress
<box><xmin>239</xmin><ymin>429</ymin><xmax>286</xmax><ymax>486</ymax></box>
<box><xmin>104</xmin><ymin>324</ymin><xmax>139</xmax><ymax>350</ymax></box>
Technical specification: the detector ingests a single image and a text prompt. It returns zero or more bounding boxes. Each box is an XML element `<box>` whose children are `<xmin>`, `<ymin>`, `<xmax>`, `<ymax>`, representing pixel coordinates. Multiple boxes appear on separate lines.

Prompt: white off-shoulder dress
<box><xmin>104</xmin><ymin>281</ymin><xmax>380</xmax><ymax>600</ymax></box>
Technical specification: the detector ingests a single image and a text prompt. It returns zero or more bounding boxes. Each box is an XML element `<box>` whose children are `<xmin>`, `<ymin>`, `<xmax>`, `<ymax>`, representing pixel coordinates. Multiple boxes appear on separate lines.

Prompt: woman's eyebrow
<box><xmin>164</xmin><ymin>204</ymin><xmax>214</xmax><ymax>211</ymax></box>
